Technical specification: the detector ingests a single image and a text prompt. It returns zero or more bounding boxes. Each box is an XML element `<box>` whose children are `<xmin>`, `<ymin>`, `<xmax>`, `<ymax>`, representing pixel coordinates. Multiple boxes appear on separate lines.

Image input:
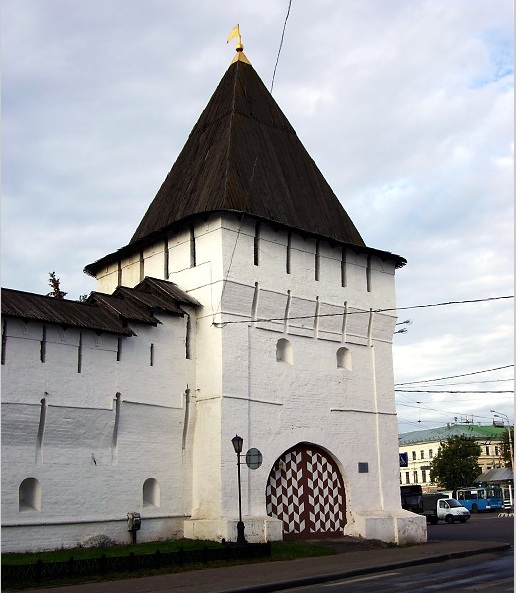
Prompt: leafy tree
<box><xmin>429</xmin><ymin>435</ymin><xmax>481</xmax><ymax>490</ymax></box>
<box><xmin>46</xmin><ymin>272</ymin><xmax>67</xmax><ymax>299</ymax></box>
<box><xmin>500</xmin><ymin>428</ymin><xmax>514</xmax><ymax>468</ymax></box>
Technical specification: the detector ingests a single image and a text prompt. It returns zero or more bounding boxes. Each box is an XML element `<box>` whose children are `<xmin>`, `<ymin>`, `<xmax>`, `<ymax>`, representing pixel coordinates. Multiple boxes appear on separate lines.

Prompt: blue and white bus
<box><xmin>453</xmin><ymin>487</ymin><xmax>504</xmax><ymax>512</ymax></box>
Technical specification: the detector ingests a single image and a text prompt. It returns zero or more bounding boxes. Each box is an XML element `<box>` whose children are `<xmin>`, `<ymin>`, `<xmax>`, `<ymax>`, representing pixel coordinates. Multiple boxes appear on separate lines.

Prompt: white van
<box><xmin>422</xmin><ymin>494</ymin><xmax>471</xmax><ymax>524</ymax></box>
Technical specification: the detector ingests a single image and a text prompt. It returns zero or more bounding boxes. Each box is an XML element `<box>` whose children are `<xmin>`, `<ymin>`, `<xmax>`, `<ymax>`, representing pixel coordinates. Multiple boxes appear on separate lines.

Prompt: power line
<box><xmin>395</xmin><ymin>364</ymin><xmax>514</xmax><ymax>386</ymax></box>
<box><xmin>213</xmin><ymin>295</ymin><xmax>513</xmax><ymax>327</ymax></box>
<box><xmin>390</xmin><ymin>295</ymin><xmax>512</xmax><ymax>312</ymax></box>
<box><xmin>270</xmin><ymin>0</ymin><xmax>292</xmax><ymax>93</ymax></box>
<box><xmin>418</xmin><ymin>379</ymin><xmax>514</xmax><ymax>387</ymax></box>
<box><xmin>399</xmin><ymin>396</ymin><xmax>513</xmax><ymax>403</ymax></box>
<box><xmin>397</xmin><ymin>402</ymin><xmax>458</xmax><ymax>419</ymax></box>
<box><xmin>396</xmin><ymin>389</ymin><xmax>514</xmax><ymax>394</ymax></box>
<box><xmin>213</xmin><ymin>225</ymin><xmax>242</xmax><ymax>322</ymax></box>
<box><xmin>397</xmin><ymin>401</ymin><xmax>497</xmax><ymax>420</ymax></box>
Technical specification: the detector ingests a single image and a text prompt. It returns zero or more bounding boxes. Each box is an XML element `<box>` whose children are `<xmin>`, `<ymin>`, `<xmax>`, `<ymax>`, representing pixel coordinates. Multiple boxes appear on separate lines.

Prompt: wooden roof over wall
<box><xmin>1</xmin><ymin>278</ymin><xmax>199</xmax><ymax>336</ymax></box>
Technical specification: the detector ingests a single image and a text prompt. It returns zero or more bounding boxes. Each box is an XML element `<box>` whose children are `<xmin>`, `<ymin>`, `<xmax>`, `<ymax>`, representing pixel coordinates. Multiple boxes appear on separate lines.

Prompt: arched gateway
<box><xmin>266</xmin><ymin>443</ymin><xmax>346</xmax><ymax>539</ymax></box>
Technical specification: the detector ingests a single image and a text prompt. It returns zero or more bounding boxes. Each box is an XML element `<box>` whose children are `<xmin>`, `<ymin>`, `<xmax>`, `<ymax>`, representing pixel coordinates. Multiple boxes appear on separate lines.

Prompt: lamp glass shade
<box><xmin>232</xmin><ymin>435</ymin><xmax>243</xmax><ymax>454</ymax></box>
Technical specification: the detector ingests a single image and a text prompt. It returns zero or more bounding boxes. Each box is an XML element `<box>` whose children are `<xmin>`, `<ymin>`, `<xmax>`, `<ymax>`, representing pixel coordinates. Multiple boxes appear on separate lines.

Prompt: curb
<box><xmin>219</xmin><ymin>544</ymin><xmax>512</xmax><ymax>593</ymax></box>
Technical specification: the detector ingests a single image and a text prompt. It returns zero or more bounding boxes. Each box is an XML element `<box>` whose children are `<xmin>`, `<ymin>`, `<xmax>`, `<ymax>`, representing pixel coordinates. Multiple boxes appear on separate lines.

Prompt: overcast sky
<box><xmin>2</xmin><ymin>0</ymin><xmax>513</xmax><ymax>433</ymax></box>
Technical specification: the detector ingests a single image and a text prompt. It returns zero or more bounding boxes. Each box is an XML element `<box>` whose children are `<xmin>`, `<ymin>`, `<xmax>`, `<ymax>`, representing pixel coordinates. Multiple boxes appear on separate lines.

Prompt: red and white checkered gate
<box><xmin>266</xmin><ymin>444</ymin><xmax>346</xmax><ymax>539</ymax></box>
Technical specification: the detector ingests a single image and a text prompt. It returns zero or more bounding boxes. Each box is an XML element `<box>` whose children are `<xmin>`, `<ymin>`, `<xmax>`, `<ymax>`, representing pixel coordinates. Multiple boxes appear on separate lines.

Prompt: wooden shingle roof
<box><xmin>1</xmin><ymin>288</ymin><xmax>135</xmax><ymax>336</ymax></box>
<box><xmin>1</xmin><ymin>278</ymin><xmax>199</xmax><ymax>336</ymax></box>
<box><xmin>130</xmin><ymin>54</ymin><xmax>365</xmax><ymax>247</ymax></box>
<box><xmin>85</xmin><ymin>53</ymin><xmax>406</xmax><ymax>276</ymax></box>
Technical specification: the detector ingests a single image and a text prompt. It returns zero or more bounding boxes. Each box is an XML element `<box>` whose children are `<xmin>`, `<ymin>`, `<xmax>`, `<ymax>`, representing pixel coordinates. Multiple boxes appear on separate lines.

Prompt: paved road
<box><xmin>427</xmin><ymin>512</ymin><xmax>513</xmax><ymax>543</ymax></box>
<box><xmin>279</xmin><ymin>549</ymin><xmax>514</xmax><ymax>593</ymax></box>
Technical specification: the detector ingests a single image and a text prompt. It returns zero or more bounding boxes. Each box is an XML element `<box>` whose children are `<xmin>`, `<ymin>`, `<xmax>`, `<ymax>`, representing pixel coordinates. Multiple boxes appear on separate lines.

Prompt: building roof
<box><xmin>1</xmin><ymin>278</ymin><xmax>199</xmax><ymax>337</ymax></box>
<box><xmin>399</xmin><ymin>424</ymin><xmax>507</xmax><ymax>445</ymax></box>
<box><xmin>1</xmin><ymin>288</ymin><xmax>135</xmax><ymax>336</ymax></box>
<box><xmin>475</xmin><ymin>467</ymin><xmax>513</xmax><ymax>484</ymax></box>
<box><xmin>84</xmin><ymin>51</ymin><xmax>406</xmax><ymax>277</ymax></box>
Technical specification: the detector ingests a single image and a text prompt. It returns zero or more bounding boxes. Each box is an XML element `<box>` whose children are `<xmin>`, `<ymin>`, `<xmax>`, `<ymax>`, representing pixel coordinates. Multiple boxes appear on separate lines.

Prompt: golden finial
<box><xmin>227</xmin><ymin>24</ymin><xmax>251</xmax><ymax>65</ymax></box>
<box><xmin>227</xmin><ymin>24</ymin><xmax>243</xmax><ymax>52</ymax></box>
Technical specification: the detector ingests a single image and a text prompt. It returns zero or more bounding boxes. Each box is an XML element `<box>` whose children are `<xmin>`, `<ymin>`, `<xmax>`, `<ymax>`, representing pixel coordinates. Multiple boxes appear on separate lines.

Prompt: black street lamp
<box><xmin>231</xmin><ymin>434</ymin><xmax>246</xmax><ymax>545</ymax></box>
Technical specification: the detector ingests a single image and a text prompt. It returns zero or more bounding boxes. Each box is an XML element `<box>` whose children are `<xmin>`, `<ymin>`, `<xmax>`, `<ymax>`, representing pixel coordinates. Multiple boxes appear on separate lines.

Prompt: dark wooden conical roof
<box><xmin>129</xmin><ymin>52</ymin><xmax>365</xmax><ymax>247</ymax></box>
<box><xmin>85</xmin><ymin>51</ymin><xmax>406</xmax><ymax>277</ymax></box>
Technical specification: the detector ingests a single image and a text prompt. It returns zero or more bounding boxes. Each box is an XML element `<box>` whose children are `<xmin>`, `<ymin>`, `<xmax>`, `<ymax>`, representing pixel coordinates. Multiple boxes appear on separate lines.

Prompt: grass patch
<box><xmin>2</xmin><ymin>539</ymin><xmax>335</xmax><ymax>566</ymax></box>
<box><xmin>1</xmin><ymin>539</ymin><xmax>336</xmax><ymax>590</ymax></box>
<box><xmin>2</xmin><ymin>538</ymin><xmax>220</xmax><ymax>565</ymax></box>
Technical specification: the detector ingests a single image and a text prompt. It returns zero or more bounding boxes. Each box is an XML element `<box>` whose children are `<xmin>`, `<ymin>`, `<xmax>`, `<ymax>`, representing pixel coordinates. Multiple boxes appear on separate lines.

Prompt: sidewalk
<box><xmin>10</xmin><ymin>540</ymin><xmax>511</xmax><ymax>593</ymax></box>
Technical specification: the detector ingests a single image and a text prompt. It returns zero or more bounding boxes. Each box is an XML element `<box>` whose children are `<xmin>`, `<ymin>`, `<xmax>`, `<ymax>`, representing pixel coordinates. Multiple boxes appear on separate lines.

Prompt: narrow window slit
<box><xmin>366</xmin><ymin>255</ymin><xmax>372</xmax><ymax>292</ymax></box>
<box><xmin>1</xmin><ymin>319</ymin><xmax>7</xmax><ymax>365</ymax></box>
<box><xmin>251</xmin><ymin>282</ymin><xmax>259</xmax><ymax>324</ymax></box>
<box><xmin>314</xmin><ymin>296</ymin><xmax>320</xmax><ymax>337</ymax></box>
<box><xmin>185</xmin><ymin>315</ymin><xmax>191</xmax><ymax>360</ymax></box>
<box><xmin>36</xmin><ymin>396</ymin><xmax>47</xmax><ymax>464</ymax></box>
<box><xmin>286</xmin><ymin>232</ymin><xmax>292</xmax><ymax>274</ymax></box>
<box><xmin>190</xmin><ymin>225</ymin><xmax>196</xmax><ymax>267</ymax></box>
<box><xmin>315</xmin><ymin>240</ymin><xmax>320</xmax><ymax>281</ymax></box>
<box><xmin>254</xmin><ymin>222</ymin><xmax>261</xmax><ymax>266</ymax></box>
<box><xmin>139</xmin><ymin>250</ymin><xmax>145</xmax><ymax>282</ymax></box>
<box><xmin>284</xmin><ymin>290</ymin><xmax>291</xmax><ymax>334</ymax></box>
<box><xmin>77</xmin><ymin>333</ymin><xmax>83</xmax><ymax>373</ymax></box>
<box><xmin>341</xmin><ymin>248</ymin><xmax>347</xmax><ymax>287</ymax></box>
<box><xmin>112</xmin><ymin>392</ymin><xmax>121</xmax><ymax>464</ymax></box>
<box><xmin>164</xmin><ymin>238</ymin><xmax>170</xmax><ymax>279</ymax></box>
<box><xmin>40</xmin><ymin>326</ymin><xmax>47</xmax><ymax>363</ymax></box>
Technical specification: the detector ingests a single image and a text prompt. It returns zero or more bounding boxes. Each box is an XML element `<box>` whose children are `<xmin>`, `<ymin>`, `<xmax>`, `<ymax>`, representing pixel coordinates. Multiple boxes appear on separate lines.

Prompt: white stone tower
<box><xmin>84</xmin><ymin>45</ymin><xmax>426</xmax><ymax>545</ymax></box>
<box><xmin>1</xmin><ymin>43</ymin><xmax>426</xmax><ymax>553</ymax></box>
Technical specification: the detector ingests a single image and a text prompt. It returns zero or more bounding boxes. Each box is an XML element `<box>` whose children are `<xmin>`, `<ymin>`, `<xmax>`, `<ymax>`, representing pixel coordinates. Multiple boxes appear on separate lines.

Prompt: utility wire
<box><xmin>400</xmin><ymin>396</ymin><xmax>513</xmax><ymax>403</ymax></box>
<box><xmin>395</xmin><ymin>364</ymin><xmax>514</xmax><ymax>386</ymax></box>
<box><xmin>415</xmin><ymin>379</ymin><xmax>514</xmax><ymax>387</ymax></box>
<box><xmin>397</xmin><ymin>402</ymin><xmax>459</xmax><ymax>418</ymax></box>
<box><xmin>395</xmin><ymin>389</ymin><xmax>514</xmax><ymax>394</ymax></box>
<box><xmin>396</xmin><ymin>401</ymin><xmax>496</xmax><ymax>419</ymax></box>
<box><xmin>213</xmin><ymin>295</ymin><xmax>513</xmax><ymax>327</ymax></box>
<box><xmin>212</xmin><ymin>225</ymin><xmax>242</xmax><ymax>322</ymax></box>
<box><xmin>270</xmin><ymin>0</ymin><xmax>292</xmax><ymax>93</ymax></box>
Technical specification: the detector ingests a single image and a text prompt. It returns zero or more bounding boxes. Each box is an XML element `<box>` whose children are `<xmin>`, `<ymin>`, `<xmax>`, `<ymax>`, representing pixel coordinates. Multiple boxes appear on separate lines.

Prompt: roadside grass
<box><xmin>2</xmin><ymin>538</ymin><xmax>220</xmax><ymax>565</ymax></box>
<box><xmin>1</xmin><ymin>539</ymin><xmax>336</xmax><ymax>589</ymax></box>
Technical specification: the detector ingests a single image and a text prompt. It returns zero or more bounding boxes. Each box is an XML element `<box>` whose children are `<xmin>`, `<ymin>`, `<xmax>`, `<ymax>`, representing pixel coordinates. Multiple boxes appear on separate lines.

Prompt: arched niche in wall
<box><xmin>276</xmin><ymin>338</ymin><xmax>293</xmax><ymax>364</ymax></box>
<box><xmin>143</xmin><ymin>478</ymin><xmax>160</xmax><ymax>508</ymax></box>
<box><xmin>336</xmin><ymin>347</ymin><xmax>352</xmax><ymax>370</ymax></box>
<box><xmin>19</xmin><ymin>478</ymin><xmax>41</xmax><ymax>512</ymax></box>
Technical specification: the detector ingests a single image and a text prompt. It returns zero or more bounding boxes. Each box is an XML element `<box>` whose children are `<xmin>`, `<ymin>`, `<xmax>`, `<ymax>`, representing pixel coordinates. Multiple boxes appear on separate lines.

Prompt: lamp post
<box><xmin>491</xmin><ymin>410</ymin><xmax>514</xmax><ymax>509</ymax></box>
<box><xmin>491</xmin><ymin>411</ymin><xmax>514</xmax><ymax>469</ymax></box>
<box><xmin>231</xmin><ymin>434</ymin><xmax>246</xmax><ymax>545</ymax></box>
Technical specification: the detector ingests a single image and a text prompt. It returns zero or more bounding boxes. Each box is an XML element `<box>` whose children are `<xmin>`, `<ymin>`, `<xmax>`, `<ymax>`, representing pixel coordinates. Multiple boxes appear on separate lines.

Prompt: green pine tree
<box><xmin>46</xmin><ymin>272</ymin><xmax>67</xmax><ymax>299</ymax></box>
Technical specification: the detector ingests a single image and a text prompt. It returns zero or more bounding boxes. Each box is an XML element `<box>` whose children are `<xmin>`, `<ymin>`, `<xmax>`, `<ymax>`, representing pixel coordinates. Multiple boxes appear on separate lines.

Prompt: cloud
<box><xmin>2</xmin><ymin>0</ymin><xmax>513</xmax><ymax>431</ymax></box>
